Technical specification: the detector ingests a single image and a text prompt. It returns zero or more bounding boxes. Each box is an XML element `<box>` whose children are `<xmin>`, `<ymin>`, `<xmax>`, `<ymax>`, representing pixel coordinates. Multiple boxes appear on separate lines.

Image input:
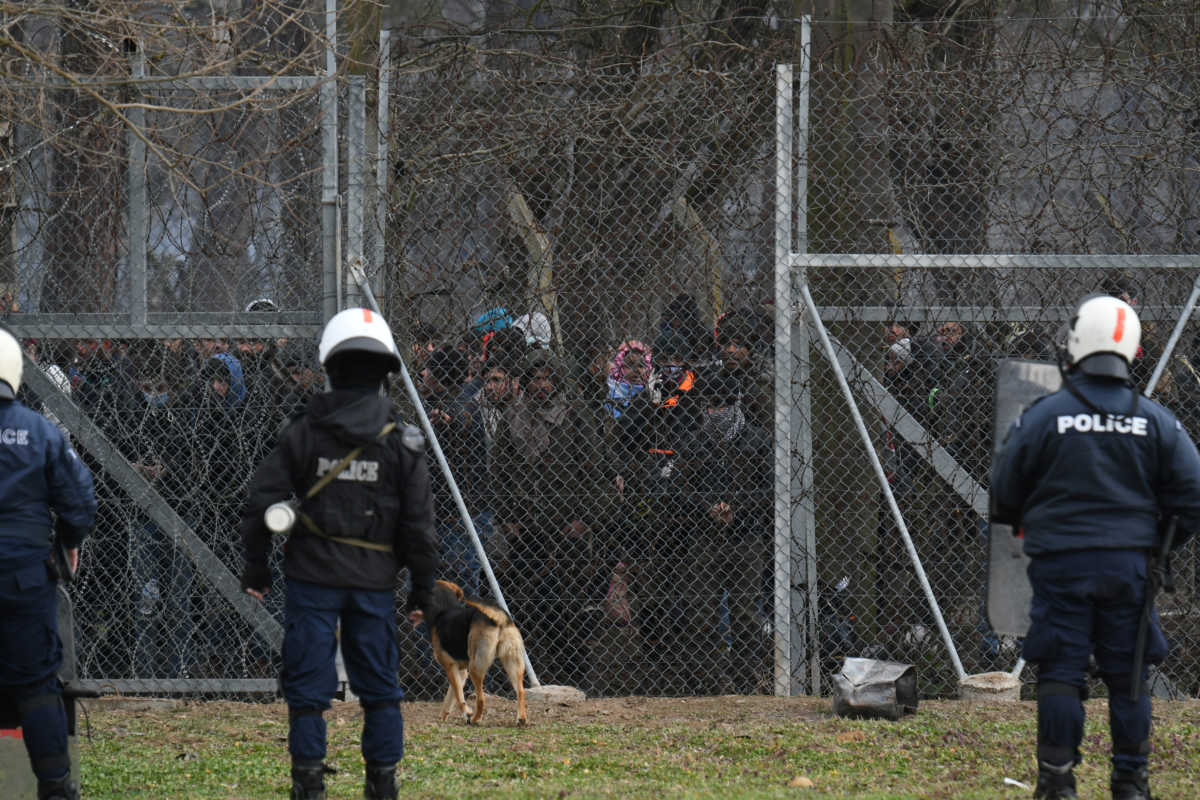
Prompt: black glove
<box><xmin>54</xmin><ymin>516</ymin><xmax>88</xmax><ymax>550</ymax></box>
<box><xmin>405</xmin><ymin>587</ymin><xmax>431</xmax><ymax>616</ymax></box>
<box><xmin>241</xmin><ymin>561</ymin><xmax>272</xmax><ymax>594</ymax></box>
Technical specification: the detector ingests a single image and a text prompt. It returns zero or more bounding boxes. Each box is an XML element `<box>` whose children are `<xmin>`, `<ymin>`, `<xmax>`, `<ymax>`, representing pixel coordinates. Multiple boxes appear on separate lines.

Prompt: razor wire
<box><xmin>1</xmin><ymin>7</ymin><xmax>1199</xmax><ymax>703</ymax></box>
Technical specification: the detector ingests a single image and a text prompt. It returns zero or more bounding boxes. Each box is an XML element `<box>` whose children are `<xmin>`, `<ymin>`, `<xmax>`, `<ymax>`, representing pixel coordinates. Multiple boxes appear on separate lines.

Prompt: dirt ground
<box><xmin>92</xmin><ymin>692</ymin><xmax>850</xmax><ymax>732</ymax></box>
<box><xmin>94</xmin><ymin>691</ymin><xmax>832</xmax><ymax>728</ymax></box>
<box><xmin>415</xmin><ymin>692</ymin><xmax>830</xmax><ymax>727</ymax></box>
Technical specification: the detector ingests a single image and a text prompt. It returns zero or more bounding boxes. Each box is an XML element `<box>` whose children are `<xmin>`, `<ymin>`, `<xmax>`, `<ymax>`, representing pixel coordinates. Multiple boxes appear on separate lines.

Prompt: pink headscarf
<box><xmin>609</xmin><ymin>340</ymin><xmax>652</xmax><ymax>384</ymax></box>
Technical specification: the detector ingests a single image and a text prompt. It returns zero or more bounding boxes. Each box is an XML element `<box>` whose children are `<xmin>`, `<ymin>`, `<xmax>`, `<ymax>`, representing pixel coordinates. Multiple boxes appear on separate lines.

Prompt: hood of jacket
<box><xmin>306</xmin><ymin>389</ymin><xmax>394</xmax><ymax>444</ymax></box>
<box><xmin>207</xmin><ymin>352</ymin><xmax>247</xmax><ymax>409</ymax></box>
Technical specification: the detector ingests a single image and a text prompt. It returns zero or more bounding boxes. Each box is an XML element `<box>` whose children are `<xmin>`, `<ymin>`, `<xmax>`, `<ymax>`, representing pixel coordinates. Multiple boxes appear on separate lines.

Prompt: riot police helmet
<box><xmin>318</xmin><ymin>307</ymin><xmax>402</xmax><ymax>389</ymax></box>
<box><xmin>1064</xmin><ymin>294</ymin><xmax>1141</xmax><ymax>381</ymax></box>
<box><xmin>0</xmin><ymin>324</ymin><xmax>21</xmax><ymax>399</ymax></box>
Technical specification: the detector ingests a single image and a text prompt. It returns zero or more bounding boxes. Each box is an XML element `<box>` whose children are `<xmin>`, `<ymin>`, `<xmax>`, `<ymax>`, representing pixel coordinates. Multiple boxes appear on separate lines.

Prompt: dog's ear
<box><xmin>450</xmin><ymin>582</ymin><xmax>465</xmax><ymax>601</ymax></box>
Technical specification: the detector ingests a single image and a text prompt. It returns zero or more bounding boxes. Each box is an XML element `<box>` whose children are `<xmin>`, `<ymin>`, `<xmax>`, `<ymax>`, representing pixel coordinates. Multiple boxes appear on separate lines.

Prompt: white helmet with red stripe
<box><xmin>1065</xmin><ymin>294</ymin><xmax>1140</xmax><ymax>380</ymax></box>
<box><xmin>318</xmin><ymin>307</ymin><xmax>401</xmax><ymax>371</ymax></box>
<box><xmin>0</xmin><ymin>324</ymin><xmax>21</xmax><ymax>399</ymax></box>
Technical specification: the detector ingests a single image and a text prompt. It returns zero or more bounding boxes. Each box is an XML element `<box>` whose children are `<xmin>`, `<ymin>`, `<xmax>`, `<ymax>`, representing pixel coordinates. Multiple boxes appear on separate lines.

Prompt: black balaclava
<box><xmin>326</xmin><ymin>351</ymin><xmax>394</xmax><ymax>391</ymax></box>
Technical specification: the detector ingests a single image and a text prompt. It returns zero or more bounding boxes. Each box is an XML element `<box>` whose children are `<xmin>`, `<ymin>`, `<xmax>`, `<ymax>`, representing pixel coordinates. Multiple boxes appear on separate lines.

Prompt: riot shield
<box><xmin>987</xmin><ymin>359</ymin><xmax>1061</xmax><ymax>637</ymax></box>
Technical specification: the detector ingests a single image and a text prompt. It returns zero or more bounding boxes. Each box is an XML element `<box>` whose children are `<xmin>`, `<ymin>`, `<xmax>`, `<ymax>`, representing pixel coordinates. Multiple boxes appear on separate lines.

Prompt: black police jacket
<box><xmin>991</xmin><ymin>373</ymin><xmax>1200</xmax><ymax>556</ymax></box>
<box><xmin>239</xmin><ymin>389</ymin><xmax>438</xmax><ymax>608</ymax></box>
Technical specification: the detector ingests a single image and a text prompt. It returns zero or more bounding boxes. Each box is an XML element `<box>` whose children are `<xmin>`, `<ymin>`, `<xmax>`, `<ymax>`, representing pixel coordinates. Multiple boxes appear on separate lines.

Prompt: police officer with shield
<box><xmin>0</xmin><ymin>325</ymin><xmax>97</xmax><ymax>800</ymax></box>
<box><xmin>240</xmin><ymin>308</ymin><xmax>438</xmax><ymax>800</ymax></box>
<box><xmin>991</xmin><ymin>295</ymin><xmax>1200</xmax><ymax>800</ymax></box>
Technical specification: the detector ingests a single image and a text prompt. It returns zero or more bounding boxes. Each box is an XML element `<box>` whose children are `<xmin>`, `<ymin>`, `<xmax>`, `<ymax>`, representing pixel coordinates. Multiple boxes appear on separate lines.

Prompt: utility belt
<box><xmin>295</xmin><ymin>509</ymin><xmax>393</xmax><ymax>553</ymax></box>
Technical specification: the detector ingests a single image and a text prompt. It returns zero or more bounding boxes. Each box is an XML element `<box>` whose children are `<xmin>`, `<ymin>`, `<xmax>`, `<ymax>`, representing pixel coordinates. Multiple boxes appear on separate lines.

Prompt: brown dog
<box><xmin>425</xmin><ymin>579</ymin><xmax>528</xmax><ymax>725</ymax></box>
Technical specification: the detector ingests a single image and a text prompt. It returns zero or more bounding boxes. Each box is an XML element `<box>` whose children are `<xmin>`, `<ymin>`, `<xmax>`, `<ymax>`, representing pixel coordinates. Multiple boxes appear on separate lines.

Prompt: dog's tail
<box><xmin>497</xmin><ymin>620</ymin><xmax>529</xmax><ymax>726</ymax></box>
<box><xmin>496</xmin><ymin>623</ymin><xmax>526</xmax><ymax>673</ymax></box>
<box><xmin>464</xmin><ymin>597</ymin><xmax>512</xmax><ymax>627</ymax></box>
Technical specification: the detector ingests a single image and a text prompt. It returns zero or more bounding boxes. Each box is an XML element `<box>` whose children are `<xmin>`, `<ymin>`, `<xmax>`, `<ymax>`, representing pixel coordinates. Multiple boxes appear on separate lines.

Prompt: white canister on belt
<box><xmin>264</xmin><ymin>501</ymin><xmax>297</xmax><ymax>534</ymax></box>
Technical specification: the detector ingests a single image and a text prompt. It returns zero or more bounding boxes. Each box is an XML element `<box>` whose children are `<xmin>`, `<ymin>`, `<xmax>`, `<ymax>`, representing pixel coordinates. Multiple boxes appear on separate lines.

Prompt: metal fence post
<box><xmin>794</xmin><ymin>16</ymin><xmax>819</xmax><ymax>696</ymax></box>
<box><xmin>773</xmin><ymin>63</ymin><xmax>794</xmax><ymax>697</ymax></box>
<box><xmin>321</xmin><ymin>0</ymin><xmax>339</xmax><ymax>323</ymax></box>
<box><xmin>346</xmin><ymin>76</ymin><xmax>366</xmax><ymax>309</ymax></box>
<box><xmin>126</xmin><ymin>42</ymin><xmax>147</xmax><ymax>326</ymax></box>
<box><xmin>374</xmin><ymin>22</ymin><xmax>391</xmax><ymax>313</ymax></box>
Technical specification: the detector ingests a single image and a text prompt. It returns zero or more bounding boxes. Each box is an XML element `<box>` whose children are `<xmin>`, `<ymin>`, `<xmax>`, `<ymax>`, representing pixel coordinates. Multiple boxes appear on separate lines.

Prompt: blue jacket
<box><xmin>990</xmin><ymin>373</ymin><xmax>1200</xmax><ymax>556</ymax></box>
<box><xmin>0</xmin><ymin>398</ymin><xmax>97</xmax><ymax>570</ymax></box>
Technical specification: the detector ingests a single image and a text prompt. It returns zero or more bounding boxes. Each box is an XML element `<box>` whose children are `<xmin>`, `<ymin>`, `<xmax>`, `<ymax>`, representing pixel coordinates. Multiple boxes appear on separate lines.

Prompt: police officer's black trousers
<box><xmin>281</xmin><ymin>579</ymin><xmax>405</xmax><ymax>766</ymax></box>
<box><xmin>0</xmin><ymin>563</ymin><xmax>71</xmax><ymax>781</ymax></box>
<box><xmin>1023</xmin><ymin>550</ymin><xmax>1166</xmax><ymax>773</ymax></box>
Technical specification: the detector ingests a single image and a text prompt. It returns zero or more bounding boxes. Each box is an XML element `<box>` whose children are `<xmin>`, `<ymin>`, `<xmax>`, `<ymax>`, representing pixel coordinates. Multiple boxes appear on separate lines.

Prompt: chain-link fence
<box><xmin>4</xmin><ymin>9</ymin><xmax>1200</xmax><ymax>701</ymax></box>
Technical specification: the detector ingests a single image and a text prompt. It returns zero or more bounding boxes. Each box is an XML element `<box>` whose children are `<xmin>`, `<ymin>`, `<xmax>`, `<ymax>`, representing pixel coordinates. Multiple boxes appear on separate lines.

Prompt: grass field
<box><xmin>76</xmin><ymin>694</ymin><xmax>1200</xmax><ymax>799</ymax></box>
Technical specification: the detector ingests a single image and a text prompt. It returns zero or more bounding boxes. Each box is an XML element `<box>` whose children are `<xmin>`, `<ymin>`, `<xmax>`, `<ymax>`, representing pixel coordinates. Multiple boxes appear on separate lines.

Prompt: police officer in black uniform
<box><xmin>0</xmin><ymin>325</ymin><xmax>97</xmax><ymax>800</ymax></box>
<box><xmin>991</xmin><ymin>295</ymin><xmax>1200</xmax><ymax>800</ymax></box>
<box><xmin>240</xmin><ymin>308</ymin><xmax>438</xmax><ymax>800</ymax></box>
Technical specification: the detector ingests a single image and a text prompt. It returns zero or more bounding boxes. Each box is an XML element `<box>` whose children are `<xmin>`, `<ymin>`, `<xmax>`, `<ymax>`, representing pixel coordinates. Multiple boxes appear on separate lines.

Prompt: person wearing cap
<box><xmin>877</xmin><ymin>335</ymin><xmax>940</xmax><ymax>650</ymax></box>
<box><xmin>658</xmin><ymin>293</ymin><xmax>710</xmax><ymax>364</ymax></box>
<box><xmin>513</xmin><ymin>310</ymin><xmax>552</xmax><ymax>349</ymax></box>
<box><xmin>0</xmin><ymin>324</ymin><xmax>97</xmax><ymax>800</ymax></box>
<box><xmin>470</xmin><ymin>306</ymin><xmax>513</xmax><ymax>337</ymax></box>
<box><xmin>991</xmin><ymin>295</ymin><xmax>1200</xmax><ymax>800</ymax></box>
<box><xmin>239</xmin><ymin>308</ymin><xmax>438</xmax><ymax>800</ymax></box>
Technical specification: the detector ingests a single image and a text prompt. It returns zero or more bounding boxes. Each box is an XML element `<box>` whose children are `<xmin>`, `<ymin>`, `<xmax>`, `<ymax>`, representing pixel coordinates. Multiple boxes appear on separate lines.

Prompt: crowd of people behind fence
<box><xmin>4</xmin><ymin>293</ymin><xmax>782</xmax><ymax>694</ymax></box>
<box><xmin>402</xmin><ymin>295</ymin><xmax>778</xmax><ymax>695</ymax></box>
<box><xmin>7</xmin><ymin>281</ymin><xmax>1200</xmax><ymax>695</ymax></box>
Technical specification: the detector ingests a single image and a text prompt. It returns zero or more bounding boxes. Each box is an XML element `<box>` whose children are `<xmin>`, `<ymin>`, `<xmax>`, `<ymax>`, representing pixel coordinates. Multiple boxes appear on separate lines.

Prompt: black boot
<box><xmin>1033</xmin><ymin>761</ymin><xmax>1078</xmax><ymax>800</ymax></box>
<box><xmin>364</xmin><ymin>762</ymin><xmax>397</xmax><ymax>800</ymax></box>
<box><xmin>37</xmin><ymin>774</ymin><xmax>79</xmax><ymax>800</ymax></box>
<box><xmin>290</xmin><ymin>759</ymin><xmax>328</xmax><ymax>800</ymax></box>
<box><xmin>1111</xmin><ymin>767</ymin><xmax>1155</xmax><ymax>800</ymax></box>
